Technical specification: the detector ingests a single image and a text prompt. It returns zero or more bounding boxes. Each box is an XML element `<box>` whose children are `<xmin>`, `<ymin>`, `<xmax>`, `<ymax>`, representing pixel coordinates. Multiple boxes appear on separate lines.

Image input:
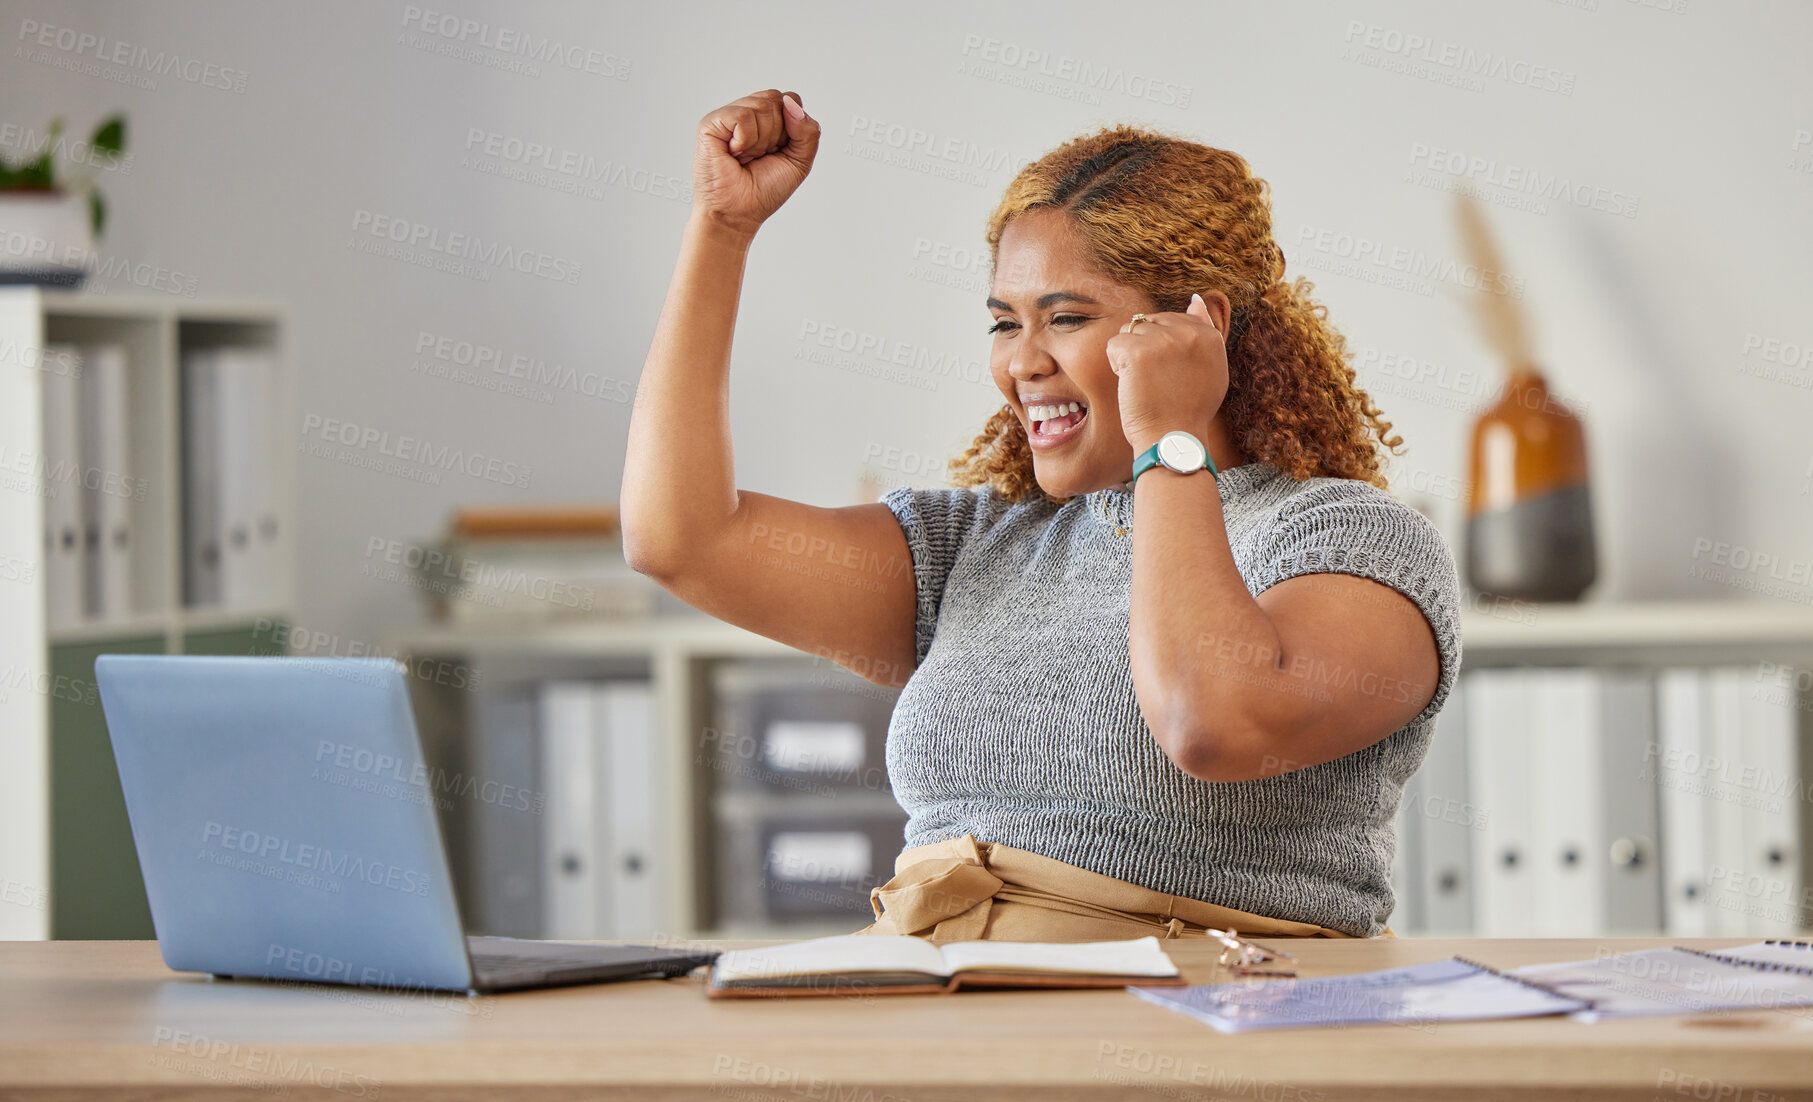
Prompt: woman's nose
<box><xmin>1006</xmin><ymin>342</ymin><xmax>1056</xmax><ymax>381</ymax></box>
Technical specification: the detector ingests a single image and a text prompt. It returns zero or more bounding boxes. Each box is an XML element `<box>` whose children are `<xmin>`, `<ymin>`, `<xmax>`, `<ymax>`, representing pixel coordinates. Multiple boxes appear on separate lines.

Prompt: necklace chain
<box><xmin>1092</xmin><ymin>489</ymin><xmax>1131</xmax><ymax>538</ymax></box>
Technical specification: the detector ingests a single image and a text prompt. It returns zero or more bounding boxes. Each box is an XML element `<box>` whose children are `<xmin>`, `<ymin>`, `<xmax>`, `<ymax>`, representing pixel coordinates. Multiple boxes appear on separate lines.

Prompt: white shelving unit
<box><xmin>0</xmin><ymin>291</ymin><xmax>51</xmax><ymax>939</ymax></box>
<box><xmin>390</xmin><ymin>599</ymin><xmax>1813</xmax><ymax>941</ymax></box>
<box><xmin>28</xmin><ymin>291</ymin><xmax>296</xmax><ymax>650</ymax></box>
<box><xmin>1459</xmin><ymin>599</ymin><xmax>1813</xmax><ymax>668</ymax></box>
<box><xmin>386</xmin><ymin>615</ymin><xmax>800</xmax><ymax>940</ymax></box>
<box><xmin>0</xmin><ymin>287</ymin><xmax>292</xmax><ymax>940</ymax></box>
<box><xmin>1405</xmin><ymin>599</ymin><xmax>1813</xmax><ymax>940</ymax></box>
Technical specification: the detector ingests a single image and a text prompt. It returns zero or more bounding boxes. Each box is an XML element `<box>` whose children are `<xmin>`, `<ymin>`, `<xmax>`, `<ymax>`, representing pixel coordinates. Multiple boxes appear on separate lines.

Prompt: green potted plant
<box><xmin>0</xmin><ymin>114</ymin><xmax>126</xmax><ymax>287</ymax></box>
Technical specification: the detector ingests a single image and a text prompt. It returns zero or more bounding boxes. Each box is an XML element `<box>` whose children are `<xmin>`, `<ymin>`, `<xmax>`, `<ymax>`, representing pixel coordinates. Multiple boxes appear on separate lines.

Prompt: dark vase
<box><xmin>1464</xmin><ymin>368</ymin><xmax>1597</xmax><ymax>602</ymax></box>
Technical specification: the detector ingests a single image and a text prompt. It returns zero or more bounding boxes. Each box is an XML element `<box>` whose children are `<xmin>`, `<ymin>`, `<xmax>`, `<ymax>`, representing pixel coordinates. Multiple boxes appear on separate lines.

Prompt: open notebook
<box><xmin>1129</xmin><ymin>957</ymin><xmax>1587</xmax><ymax>1032</ymax></box>
<box><xmin>1510</xmin><ymin>940</ymin><xmax>1813</xmax><ymax>1021</ymax></box>
<box><xmin>1130</xmin><ymin>940</ymin><xmax>1813</xmax><ymax>1032</ymax></box>
<box><xmin>705</xmin><ymin>935</ymin><xmax>1184</xmax><ymax>999</ymax></box>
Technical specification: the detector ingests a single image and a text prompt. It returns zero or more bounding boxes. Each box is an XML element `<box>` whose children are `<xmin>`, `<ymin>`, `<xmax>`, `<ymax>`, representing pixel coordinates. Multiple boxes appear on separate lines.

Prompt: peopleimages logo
<box><xmin>956</xmin><ymin>33</ymin><xmax>1193</xmax><ymax>108</ymax></box>
<box><xmin>364</xmin><ymin>536</ymin><xmax>594</xmax><ymax>612</ymax></box>
<box><xmin>0</xmin><ymin>120</ymin><xmax>134</xmax><ymax>173</ymax></box>
<box><xmin>299</xmin><ymin>413</ymin><xmax>532</xmax><ymax>487</ymax></box>
<box><xmin>1407</xmin><ymin>142</ymin><xmax>1640</xmax><ymax>218</ymax></box>
<box><xmin>1342</xmin><ymin>21</ymin><xmax>1576</xmax><ymax>96</ymax></box>
<box><xmin>315</xmin><ymin>736</ymin><xmax>542</xmax><ymax>813</ymax></box>
<box><xmin>398</xmin><ymin>5</ymin><xmax>632</xmax><ymax>78</ymax></box>
<box><xmin>1295</xmin><ymin>223</ymin><xmax>1524</xmax><ymax>298</ymax></box>
<box><xmin>200</xmin><ymin>820</ymin><xmax>432</xmax><ymax>896</ymax></box>
<box><xmin>349</xmin><ymin>208</ymin><xmax>582</xmax><ymax>285</ymax></box>
<box><xmin>151</xmin><ymin>1025</ymin><xmax>380</xmax><ymax>1097</ymax></box>
<box><xmin>0</xmin><ymin>444</ymin><xmax>148</xmax><ymax>502</ymax></box>
<box><xmin>15</xmin><ymin>18</ymin><xmax>250</xmax><ymax>93</ymax></box>
<box><xmin>414</xmin><ymin>331</ymin><xmax>635</xmax><ymax>404</ymax></box>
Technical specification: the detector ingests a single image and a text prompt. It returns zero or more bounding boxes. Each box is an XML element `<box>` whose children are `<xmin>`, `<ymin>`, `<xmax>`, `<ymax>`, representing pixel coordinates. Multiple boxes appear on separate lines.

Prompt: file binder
<box><xmin>1526</xmin><ymin>668</ymin><xmax>1665</xmax><ymax>935</ymax></box>
<box><xmin>247</xmin><ymin>347</ymin><xmax>284</xmax><ymax>608</ymax></box>
<box><xmin>537</xmin><ymin>679</ymin><xmax>666</xmax><ymax>940</ymax></box>
<box><xmin>77</xmin><ymin>343</ymin><xmax>133</xmax><ymax>622</ymax></box>
<box><xmin>539</xmin><ymin>680</ymin><xmax>600</xmax><ymax>939</ymax></box>
<box><xmin>182</xmin><ymin>343</ymin><xmax>281</xmax><ymax>610</ymax></box>
<box><xmin>213</xmin><ymin>346</ymin><xmax>281</xmax><ymax>609</ymax></box>
<box><xmin>1704</xmin><ymin>666</ymin><xmax>1761</xmax><ymax>935</ymax></box>
<box><xmin>180</xmin><ymin>347</ymin><xmax>222</xmax><ymax>607</ymax></box>
<box><xmin>1467</xmin><ymin>668</ymin><xmax>1534</xmax><ymax>935</ymax></box>
<box><xmin>600</xmin><ymin>681</ymin><xmax>663</xmax><ymax>939</ymax></box>
<box><xmin>1736</xmin><ymin>667</ymin><xmax>1801</xmax><ymax>935</ymax></box>
<box><xmin>1656</xmin><ymin>666</ymin><xmax>1712</xmax><ymax>935</ymax></box>
<box><xmin>470</xmin><ymin>687</ymin><xmax>541</xmax><ymax>938</ymax></box>
<box><xmin>1596</xmin><ymin>670</ymin><xmax>1664</xmax><ymax>934</ymax></box>
<box><xmin>214</xmin><ymin>351</ymin><xmax>255</xmax><ymax>609</ymax></box>
<box><xmin>1530</xmin><ymin>667</ymin><xmax>1601</xmax><ymax>936</ymax></box>
<box><xmin>40</xmin><ymin>345</ymin><xmax>84</xmax><ymax>631</ymax></box>
<box><xmin>1416</xmin><ymin>674</ymin><xmax>1475</xmax><ymax>934</ymax></box>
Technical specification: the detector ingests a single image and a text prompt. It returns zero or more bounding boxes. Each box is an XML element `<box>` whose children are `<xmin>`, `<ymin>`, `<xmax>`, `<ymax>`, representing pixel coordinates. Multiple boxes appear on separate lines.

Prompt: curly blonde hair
<box><xmin>950</xmin><ymin>124</ymin><xmax>1403</xmax><ymax>500</ymax></box>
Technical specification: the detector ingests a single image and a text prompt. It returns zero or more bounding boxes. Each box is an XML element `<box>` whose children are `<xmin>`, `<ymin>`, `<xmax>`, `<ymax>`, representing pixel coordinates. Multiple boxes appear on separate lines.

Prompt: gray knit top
<box><xmin>879</xmin><ymin>460</ymin><xmax>1463</xmax><ymax>937</ymax></box>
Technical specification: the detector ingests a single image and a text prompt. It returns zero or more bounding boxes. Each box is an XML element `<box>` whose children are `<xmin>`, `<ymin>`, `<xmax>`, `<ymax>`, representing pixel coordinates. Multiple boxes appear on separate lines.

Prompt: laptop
<box><xmin>93</xmin><ymin>654</ymin><xmax>718</xmax><ymax>994</ymax></box>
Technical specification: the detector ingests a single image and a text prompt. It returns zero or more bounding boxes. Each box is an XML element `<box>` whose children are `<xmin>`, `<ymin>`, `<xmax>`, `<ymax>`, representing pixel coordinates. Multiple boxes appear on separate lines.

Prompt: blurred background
<box><xmin>2</xmin><ymin>0</ymin><xmax>1810</xmax><ymax>944</ymax></box>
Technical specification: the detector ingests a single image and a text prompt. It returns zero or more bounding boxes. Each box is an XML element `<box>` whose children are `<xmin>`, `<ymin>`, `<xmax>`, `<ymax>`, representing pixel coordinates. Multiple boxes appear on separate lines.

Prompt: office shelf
<box><xmin>391</xmin><ymin>599</ymin><xmax>1813</xmax><ymax>942</ymax></box>
<box><xmin>386</xmin><ymin>615</ymin><xmax>820</xmax><ymax>942</ymax></box>
<box><xmin>1459</xmin><ymin>599</ymin><xmax>1813</xmax><ymax>667</ymax></box>
<box><xmin>0</xmin><ymin>287</ymin><xmax>292</xmax><ymax>941</ymax></box>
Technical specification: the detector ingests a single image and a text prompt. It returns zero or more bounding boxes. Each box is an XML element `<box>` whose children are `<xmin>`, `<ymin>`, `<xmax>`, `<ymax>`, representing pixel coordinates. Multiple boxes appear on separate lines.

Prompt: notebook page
<box><xmin>711</xmin><ymin>935</ymin><xmax>951</xmax><ymax>983</ymax></box>
<box><xmin>1129</xmin><ymin>958</ymin><xmax>1586</xmax><ymax>1033</ymax></box>
<box><xmin>1705</xmin><ymin>941</ymin><xmax>1813</xmax><ymax>971</ymax></box>
<box><xmin>1512</xmin><ymin>947</ymin><xmax>1813</xmax><ymax>1021</ymax></box>
<box><xmin>938</xmin><ymin>936</ymin><xmax>1179</xmax><ymax>977</ymax></box>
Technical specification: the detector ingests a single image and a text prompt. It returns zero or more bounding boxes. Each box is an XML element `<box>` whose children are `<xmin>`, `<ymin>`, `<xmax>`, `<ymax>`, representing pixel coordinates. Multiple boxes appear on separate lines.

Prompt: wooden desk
<box><xmin>4</xmin><ymin>937</ymin><xmax>1811</xmax><ymax>1100</ymax></box>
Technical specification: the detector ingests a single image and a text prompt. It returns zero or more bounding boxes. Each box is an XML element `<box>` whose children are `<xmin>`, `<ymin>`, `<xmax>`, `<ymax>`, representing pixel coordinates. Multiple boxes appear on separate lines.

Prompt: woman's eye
<box><xmin>986</xmin><ymin>314</ymin><xmax>1088</xmax><ymax>335</ymax></box>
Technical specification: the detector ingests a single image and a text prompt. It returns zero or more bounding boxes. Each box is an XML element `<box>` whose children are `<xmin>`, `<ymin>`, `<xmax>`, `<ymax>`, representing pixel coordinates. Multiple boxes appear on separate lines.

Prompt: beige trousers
<box><xmin>850</xmin><ymin>833</ymin><xmax>1380</xmax><ymax>941</ymax></box>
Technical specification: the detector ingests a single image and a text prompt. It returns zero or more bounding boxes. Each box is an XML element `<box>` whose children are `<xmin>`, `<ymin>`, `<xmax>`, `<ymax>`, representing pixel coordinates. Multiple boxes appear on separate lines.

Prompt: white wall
<box><xmin>0</xmin><ymin>292</ymin><xmax>50</xmax><ymax>938</ymax></box>
<box><xmin>2</xmin><ymin>0</ymin><xmax>1810</xmax><ymax>652</ymax></box>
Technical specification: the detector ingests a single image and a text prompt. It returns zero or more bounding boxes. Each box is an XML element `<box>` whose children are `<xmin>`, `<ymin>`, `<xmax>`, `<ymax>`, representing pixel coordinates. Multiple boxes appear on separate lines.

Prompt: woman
<box><xmin>622</xmin><ymin>89</ymin><xmax>1462</xmax><ymax>941</ymax></box>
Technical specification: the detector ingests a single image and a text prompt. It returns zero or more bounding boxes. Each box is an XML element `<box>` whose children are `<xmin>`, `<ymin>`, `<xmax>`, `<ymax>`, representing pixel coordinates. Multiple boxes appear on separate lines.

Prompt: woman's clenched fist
<box><xmin>692</xmin><ymin>89</ymin><xmax>820</xmax><ymax>237</ymax></box>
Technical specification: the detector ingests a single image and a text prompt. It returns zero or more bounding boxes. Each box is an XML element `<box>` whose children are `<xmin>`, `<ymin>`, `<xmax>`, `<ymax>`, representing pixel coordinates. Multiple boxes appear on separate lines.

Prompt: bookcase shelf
<box><xmin>0</xmin><ymin>287</ymin><xmax>294</xmax><ymax>941</ymax></box>
<box><xmin>1460</xmin><ymin>600</ymin><xmax>1813</xmax><ymax>667</ymax></box>
<box><xmin>386</xmin><ymin>615</ymin><xmax>801</xmax><ymax>941</ymax></box>
<box><xmin>387</xmin><ymin>599</ymin><xmax>1813</xmax><ymax>942</ymax></box>
<box><xmin>397</xmin><ymin>600</ymin><xmax>1813</xmax><ymax>663</ymax></box>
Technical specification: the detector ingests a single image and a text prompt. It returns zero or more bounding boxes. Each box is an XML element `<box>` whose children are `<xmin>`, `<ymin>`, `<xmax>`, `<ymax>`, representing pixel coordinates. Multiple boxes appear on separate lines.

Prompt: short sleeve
<box><xmin>881</xmin><ymin>484</ymin><xmax>1016</xmax><ymax>668</ymax></box>
<box><xmin>1249</xmin><ymin>480</ymin><xmax>1464</xmax><ymax>731</ymax></box>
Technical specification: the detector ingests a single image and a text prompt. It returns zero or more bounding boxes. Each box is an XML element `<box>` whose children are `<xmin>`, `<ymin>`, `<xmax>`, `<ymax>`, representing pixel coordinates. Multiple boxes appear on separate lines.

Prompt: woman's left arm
<box><xmin>1127</xmin><ymin>468</ymin><xmax>1442</xmax><ymax>783</ymax></box>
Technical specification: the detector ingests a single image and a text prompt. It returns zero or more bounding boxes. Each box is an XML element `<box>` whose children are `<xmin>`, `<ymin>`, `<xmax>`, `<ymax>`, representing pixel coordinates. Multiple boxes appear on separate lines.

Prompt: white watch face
<box><xmin>1157</xmin><ymin>431</ymin><xmax>1206</xmax><ymax>473</ymax></box>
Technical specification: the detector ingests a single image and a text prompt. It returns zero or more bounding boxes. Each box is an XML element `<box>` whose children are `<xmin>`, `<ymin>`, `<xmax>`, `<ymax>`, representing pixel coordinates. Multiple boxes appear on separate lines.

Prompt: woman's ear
<box><xmin>1197</xmin><ymin>289</ymin><xmax>1233</xmax><ymax>337</ymax></box>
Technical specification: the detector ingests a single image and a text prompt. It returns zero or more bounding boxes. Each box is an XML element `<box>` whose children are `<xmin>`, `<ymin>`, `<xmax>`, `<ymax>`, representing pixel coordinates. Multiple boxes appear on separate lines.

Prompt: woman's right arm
<box><xmin>620</xmin><ymin>89</ymin><xmax>919</xmax><ymax>688</ymax></box>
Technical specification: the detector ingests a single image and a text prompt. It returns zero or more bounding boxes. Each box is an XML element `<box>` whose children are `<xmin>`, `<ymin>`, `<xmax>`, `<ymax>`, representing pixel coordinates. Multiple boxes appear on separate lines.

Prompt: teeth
<box><xmin>1027</xmin><ymin>401</ymin><xmax>1084</xmax><ymax>421</ymax></box>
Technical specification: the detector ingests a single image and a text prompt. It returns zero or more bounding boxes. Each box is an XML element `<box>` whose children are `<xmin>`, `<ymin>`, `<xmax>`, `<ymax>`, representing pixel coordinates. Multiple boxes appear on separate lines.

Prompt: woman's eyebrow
<box><xmin>985</xmin><ymin>291</ymin><xmax>1103</xmax><ymax>312</ymax></box>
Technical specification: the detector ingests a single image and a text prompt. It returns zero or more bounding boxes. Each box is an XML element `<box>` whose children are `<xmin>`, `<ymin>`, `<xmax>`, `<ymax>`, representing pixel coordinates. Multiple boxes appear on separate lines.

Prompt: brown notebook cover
<box><xmin>706</xmin><ymin>968</ymin><xmax>1188</xmax><ymax>999</ymax></box>
<box><xmin>450</xmin><ymin>505</ymin><xmax>619</xmax><ymax>539</ymax></box>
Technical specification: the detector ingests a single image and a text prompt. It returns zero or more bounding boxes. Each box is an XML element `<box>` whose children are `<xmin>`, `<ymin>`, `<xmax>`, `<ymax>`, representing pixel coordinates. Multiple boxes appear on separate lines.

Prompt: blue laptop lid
<box><xmin>94</xmin><ymin>654</ymin><xmax>475</xmax><ymax>991</ymax></box>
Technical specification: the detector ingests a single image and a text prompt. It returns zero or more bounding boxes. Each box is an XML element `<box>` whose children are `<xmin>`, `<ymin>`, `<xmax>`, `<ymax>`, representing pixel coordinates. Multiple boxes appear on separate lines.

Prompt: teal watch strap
<box><xmin>1130</xmin><ymin>444</ymin><xmax>1165</xmax><ymax>483</ymax></box>
<box><xmin>1131</xmin><ymin>432</ymin><xmax>1217</xmax><ymax>484</ymax></box>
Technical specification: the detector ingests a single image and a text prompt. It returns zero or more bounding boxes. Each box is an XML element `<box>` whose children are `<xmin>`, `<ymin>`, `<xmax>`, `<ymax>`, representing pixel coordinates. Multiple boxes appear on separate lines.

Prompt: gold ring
<box><xmin>1127</xmin><ymin>313</ymin><xmax>1149</xmax><ymax>332</ymax></box>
